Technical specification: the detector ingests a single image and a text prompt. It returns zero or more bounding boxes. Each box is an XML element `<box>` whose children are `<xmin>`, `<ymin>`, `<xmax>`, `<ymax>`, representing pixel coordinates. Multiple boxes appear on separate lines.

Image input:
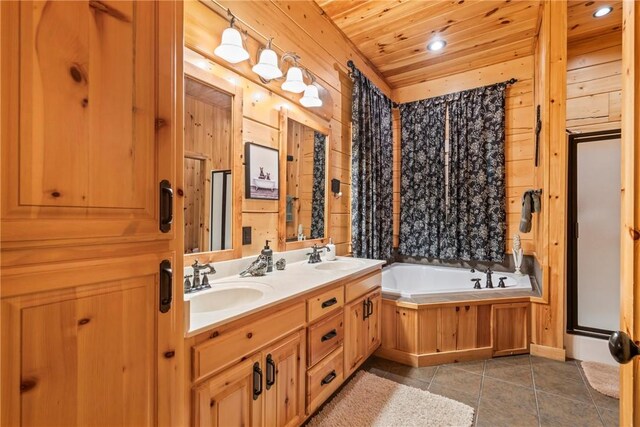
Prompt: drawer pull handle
<box><xmin>321</xmin><ymin>329</ymin><xmax>338</xmax><ymax>342</ymax></box>
<box><xmin>321</xmin><ymin>297</ymin><xmax>338</xmax><ymax>308</ymax></box>
<box><xmin>253</xmin><ymin>362</ymin><xmax>263</xmax><ymax>400</ymax></box>
<box><xmin>266</xmin><ymin>354</ymin><xmax>276</xmax><ymax>390</ymax></box>
<box><xmin>367</xmin><ymin>299</ymin><xmax>373</xmax><ymax>317</ymax></box>
<box><xmin>321</xmin><ymin>370</ymin><xmax>337</xmax><ymax>386</ymax></box>
<box><xmin>363</xmin><ymin>299</ymin><xmax>369</xmax><ymax>320</ymax></box>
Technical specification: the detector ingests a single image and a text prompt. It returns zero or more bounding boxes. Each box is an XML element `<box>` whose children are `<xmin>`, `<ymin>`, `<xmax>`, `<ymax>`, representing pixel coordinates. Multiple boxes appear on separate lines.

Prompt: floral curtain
<box><xmin>310</xmin><ymin>131</ymin><xmax>326</xmax><ymax>239</ymax></box>
<box><xmin>446</xmin><ymin>83</ymin><xmax>507</xmax><ymax>262</ymax></box>
<box><xmin>350</xmin><ymin>66</ymin><xmax>394</xmax><ymax>260</ymax></box>
<box><xmin>399</xmin><ymin>97</ymin><xmax>448</xmax><ymax>258</ymax></box>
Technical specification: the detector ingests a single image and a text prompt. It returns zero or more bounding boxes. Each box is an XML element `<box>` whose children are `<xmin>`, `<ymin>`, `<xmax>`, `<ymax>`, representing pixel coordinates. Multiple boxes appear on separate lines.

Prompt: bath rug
<box><xmin>307</xmin><ymin>370</ymin><xmax>474</xmax><ymax>427</ymax></box>
<box><xmin>581</xmin><ymin>361</ymin><xmax>619</xmax><ymax>399</ymax></box>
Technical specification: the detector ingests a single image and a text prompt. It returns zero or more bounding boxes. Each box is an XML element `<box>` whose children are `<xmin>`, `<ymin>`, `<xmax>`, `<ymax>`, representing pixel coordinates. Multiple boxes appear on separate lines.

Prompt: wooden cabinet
<box><xmin>263</xmin><ymin>331</ymin><xmax>305</xmax><ymax>427</ymax></box>
<box><xmin>1</xmin><ymin>0</ymin><xmax>177</xmax><ymax>244</ymax></box>
<box><xmin>1</xmin><ymin>1</ymin><xmax>183</xmax><ymax>426</ymax></box>
<box><xmin>492</xmin><ymin>302</ymin><xmax>530</xmax><ymax>356</ymax></box>
<box><xmin>344</xmin><ymin>288</ymin><xmax>381</xmax><ymax>377</ymax></box>
<box><xmin>194</xmin><ymin>354</ymin><xmax>263</xmax><ymax>427</ymax></box>
<box><xmin>193</xmin><ymin>331</ymin><xmax>304</xmax><ymax>427</ymax></box>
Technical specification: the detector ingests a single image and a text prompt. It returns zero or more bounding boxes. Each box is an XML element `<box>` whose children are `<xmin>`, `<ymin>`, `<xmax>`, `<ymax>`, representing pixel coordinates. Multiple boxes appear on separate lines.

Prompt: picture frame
<box><xmin>244</xmin><ymin>142</ymin><xmax>280</xmax><ymax>200</ymax></box>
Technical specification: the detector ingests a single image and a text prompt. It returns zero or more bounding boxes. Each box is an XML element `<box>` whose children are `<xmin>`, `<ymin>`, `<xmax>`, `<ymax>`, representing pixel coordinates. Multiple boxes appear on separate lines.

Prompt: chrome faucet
<box><xmin>187</xmin><ymin>260</ymin><xmax>215</xmax><ymax>293</ymax></box>
<box><xmin>307</xmin><ymin>244</ymin><xmax>328</xmax><ymax>264</ymax></box>
<box><xmin>485</xmin><ymin>269</ymin><xmax>494</xmax><ymax>289</ymax></box>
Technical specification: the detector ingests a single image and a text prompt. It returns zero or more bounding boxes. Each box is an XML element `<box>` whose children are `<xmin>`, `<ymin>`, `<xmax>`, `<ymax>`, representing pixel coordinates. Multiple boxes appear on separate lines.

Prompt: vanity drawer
<box><xmin>308</xmin><ymin>309</ymin><xmax>344</xmax><ymax>367</ymax></box>
<box><xmin>192</xmin><ymin>302</ymin><xmax>305</xmax><ymax>383</ymax></box>
<box><xmin>307</xmin><ymin>346</ymin><xmax>344</xmax><ymax>414</ymax></box>
<box><xmin>307</xmin><ymin>286</ymin><xmax>344</xmax><ymax>323</ymax></box>
<box><xmin>345</xmin><ymin>271</ymin><xmax>381</xmax><ymax>302</ymax></box>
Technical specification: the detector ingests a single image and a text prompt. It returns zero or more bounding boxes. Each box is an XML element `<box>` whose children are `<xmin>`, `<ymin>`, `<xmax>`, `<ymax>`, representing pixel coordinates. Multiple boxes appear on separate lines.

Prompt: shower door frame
<box><xmin>566</xmin><ymin>128</ymin><xmax>622</xmax><ymax>339</ymax></box>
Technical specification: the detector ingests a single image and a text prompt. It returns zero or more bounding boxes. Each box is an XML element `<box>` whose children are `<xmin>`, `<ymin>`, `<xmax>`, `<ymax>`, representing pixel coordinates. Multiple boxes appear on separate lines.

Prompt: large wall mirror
<box><xmin>278</xmin><ymin>108</ymin><xmax>330</xmax><ymax>250</ymax></box>
<box><xmin>183</xmin><ymin>61</ymin><xmax>242</xmax><ymax>264</ymax></box>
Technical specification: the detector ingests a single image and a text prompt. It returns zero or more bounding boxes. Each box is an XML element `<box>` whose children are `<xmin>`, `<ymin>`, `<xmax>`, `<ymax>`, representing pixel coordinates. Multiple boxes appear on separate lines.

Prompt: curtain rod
<box><xmin>348</xmin><ymin>60</ymin><xmax>518</xmax><ymax>108</ymax></box>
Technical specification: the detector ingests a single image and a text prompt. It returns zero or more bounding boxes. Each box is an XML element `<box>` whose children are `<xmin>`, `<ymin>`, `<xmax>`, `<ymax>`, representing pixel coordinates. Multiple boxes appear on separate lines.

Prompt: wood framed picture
<box><xmin>244</xmin><ymin>142</ymin><xmax>279</xmax><ymax>200</ymax></box>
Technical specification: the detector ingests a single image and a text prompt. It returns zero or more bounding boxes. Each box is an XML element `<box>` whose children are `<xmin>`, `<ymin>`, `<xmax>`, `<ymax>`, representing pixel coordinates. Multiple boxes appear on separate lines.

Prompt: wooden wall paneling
<box><xmin>530</xmin><ymin>0</ymin><xmax>568</xmax><ymax>358</ymax></box>
<box><xmin>184</xmin><ymin>0</ymin><xmax>373</xmax><ymax>258</ymax></box>
<box><xmin>566</xmin><ymin>30</ymin><xmax>622</xmax><ymax>133</ymax></box>
<box><xmin>619</xmin><ymin>0</ymin><xmax>640</xmax><ymax>423</ymax></box>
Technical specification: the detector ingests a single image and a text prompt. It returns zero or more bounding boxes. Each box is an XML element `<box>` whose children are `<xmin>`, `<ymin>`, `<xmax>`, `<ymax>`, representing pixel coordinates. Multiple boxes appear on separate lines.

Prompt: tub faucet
<box><xmin>485</xmin><ymin>269</ymin><xmax>494</xmax><ymax>289</ymax></box>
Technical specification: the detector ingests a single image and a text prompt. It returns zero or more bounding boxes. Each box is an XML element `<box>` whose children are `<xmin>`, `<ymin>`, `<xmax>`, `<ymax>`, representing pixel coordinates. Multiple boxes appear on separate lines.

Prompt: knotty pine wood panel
<box><xmin>185</xmin><ymin>0</ymin><xmax>369</xmax><ymax>257</ymax></box>
<box><xmin>566</xmin><ymin>31</ymin><xmax>622</xmax><ymax>133</ymax></box>
<box><xmin>391</xmin><ymin>56</ymin><xmax>536</xmax><ymax>253</ymax></box>
<box><xmin>316</xmin><ymin>0</ymin><xmax>541</xmax><ymax>87</ymax></box>
<box><xmin>567</xmin><ymin>1</ymin><xmax>622</xmax><ymax>43</ymax></box>
<box><xmin>530</xmin><ymin>1</ymin><xmax>567</xmax><ymax>353</ymax></box>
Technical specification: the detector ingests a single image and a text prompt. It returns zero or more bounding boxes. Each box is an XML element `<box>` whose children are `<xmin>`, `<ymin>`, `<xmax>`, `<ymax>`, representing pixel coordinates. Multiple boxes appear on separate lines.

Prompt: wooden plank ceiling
<box><xmin>315</xmin><ymin>0</ymin><xmax>543</xmax><ymax>88</ymax></box>
<box><xmin>316</xmin><ymin>0</ymin><xmax>622</xmax><ymax>89</ymax></box>
<box><xmin>567</xmin><ymin>1</ymin><xmax>622</xmax><ymax>44</ymax></box>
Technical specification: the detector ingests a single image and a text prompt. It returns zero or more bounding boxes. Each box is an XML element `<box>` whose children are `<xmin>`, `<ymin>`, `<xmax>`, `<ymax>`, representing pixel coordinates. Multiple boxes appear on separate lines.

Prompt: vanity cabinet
<box><xmin>194</xmin><ymin>354</ymin><xmax>263</xmax><ymax>427</ymax></box>
<box><xmin>344</xmin><ymin>288</ymin><xmax>382</xmax><ymax>377</ymax></box>
<box><xmin>193</xmin><ymin>330</ymin><xmax>305</xmax><ymax>427</ymax></box>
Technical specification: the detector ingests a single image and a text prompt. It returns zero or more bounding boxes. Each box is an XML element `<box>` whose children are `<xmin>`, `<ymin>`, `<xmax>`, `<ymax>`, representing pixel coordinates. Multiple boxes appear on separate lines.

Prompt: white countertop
<box><xmin>184</xmin><ymin>256</ymin><xmax>385</xmax><ymax>337</ymax></box>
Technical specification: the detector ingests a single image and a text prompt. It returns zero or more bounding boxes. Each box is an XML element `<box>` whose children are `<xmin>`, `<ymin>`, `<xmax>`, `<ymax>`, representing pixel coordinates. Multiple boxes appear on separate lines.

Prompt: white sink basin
<box><xmin>315</xmin><ymin>260</ymin><xmax>365</xmax><ymax>271</ymax></box>
<box><xmin>188</xmin><ymin>282</ymin><xmax>273</xmax><ymax>313</ymax></box>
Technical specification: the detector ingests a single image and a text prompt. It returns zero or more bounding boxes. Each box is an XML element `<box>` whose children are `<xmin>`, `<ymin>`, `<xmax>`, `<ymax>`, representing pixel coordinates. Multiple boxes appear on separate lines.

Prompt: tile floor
<box><xmin>360</xmin><ymin>355</ymin><xmax>619</xmax><ymax>427</ymax></box>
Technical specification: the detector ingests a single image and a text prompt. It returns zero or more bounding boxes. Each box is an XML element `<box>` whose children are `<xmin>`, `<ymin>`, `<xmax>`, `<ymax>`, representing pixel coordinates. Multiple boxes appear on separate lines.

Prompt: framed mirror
<box><xmin>278</xmin><ymin>108</ymin><xmax>330</xmax><ymax>251</ymax></box>
<box><xmin>183</xmin><ymin>61</ymin><xmax>243</xmax><ymax>264</ymax></box>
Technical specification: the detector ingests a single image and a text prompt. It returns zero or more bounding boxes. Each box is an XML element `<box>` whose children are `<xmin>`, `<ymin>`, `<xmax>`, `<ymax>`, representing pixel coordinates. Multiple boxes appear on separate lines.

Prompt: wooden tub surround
<box><xmin>183</xmin><ymin>266</ymin><xmax>383</xmax><ymax>426</ymax></box>
<box><xmin>376</xmin><ymin>290</ymin><xmax>537</xmax><ymax>367</ymax></box>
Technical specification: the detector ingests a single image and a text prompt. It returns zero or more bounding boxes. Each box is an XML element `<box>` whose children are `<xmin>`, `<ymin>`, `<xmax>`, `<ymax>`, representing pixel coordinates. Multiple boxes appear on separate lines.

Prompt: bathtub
<box><xmin>382</xmin><ymin>263</ymin><xmax>532</xmax><ymax>298</ymax></box>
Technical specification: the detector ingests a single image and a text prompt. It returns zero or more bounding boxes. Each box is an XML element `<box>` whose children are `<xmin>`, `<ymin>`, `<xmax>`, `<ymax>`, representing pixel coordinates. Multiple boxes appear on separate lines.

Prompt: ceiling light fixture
<box><xmin>593</xmin><ymin>6</ymin><xmax>613</xmax><ymax>17</ymax></box>
<box><xmin>213</xmin><ymin>17</ymin><xmax>250</xmax><ymax>64</ymax></box>
<box><xmin>427</xmin><ymin>39</ymin><xmax>447</xmax><ymax>52</ymax></box>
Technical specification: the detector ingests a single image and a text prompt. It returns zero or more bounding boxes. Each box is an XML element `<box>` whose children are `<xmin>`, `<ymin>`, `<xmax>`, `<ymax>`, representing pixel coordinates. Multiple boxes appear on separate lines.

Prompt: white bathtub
<box><xmin>382</xmin><ymin>263</ymin><xmax>532</xmax><ymax>298</ymax></box>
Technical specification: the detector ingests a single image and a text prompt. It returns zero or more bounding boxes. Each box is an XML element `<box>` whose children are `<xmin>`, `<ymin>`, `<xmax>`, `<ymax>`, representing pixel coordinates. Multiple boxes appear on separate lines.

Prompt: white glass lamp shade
<box><xmin>281</xmin><ymin>67</ymin><xmax>306</xmax><ymax>93</ymax></box>
<box><xmin>299</xmin><ymin>84</ymin><xmax>322</xmax><ymax>108</ymax></box>
<box><xmin>252</xmin><ymin>48</ymin><xmax>283</xmax><ymax>80</ymax></box>
<box><xmin>214</xmin><ymin>27</ymin><xmax>249</xmax><ymax>64</ymax></box>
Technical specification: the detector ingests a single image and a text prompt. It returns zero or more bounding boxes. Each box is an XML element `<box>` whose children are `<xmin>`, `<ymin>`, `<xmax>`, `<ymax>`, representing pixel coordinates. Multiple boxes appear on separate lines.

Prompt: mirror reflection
<box><xmin>285</xmin><ymin>118</ymin><xmax>327</xmax><ymax>242</ymax></box>
<box><xmin>184</xmin><ymin>77</ymin><xmax>233</xmax><ymax>254</ymax></box>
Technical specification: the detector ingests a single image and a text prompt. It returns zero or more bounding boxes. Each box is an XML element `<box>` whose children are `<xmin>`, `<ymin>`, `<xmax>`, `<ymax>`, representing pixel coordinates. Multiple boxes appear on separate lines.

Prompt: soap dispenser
<box><xmin>261</xmin><ymin>240</ymin><xmax>274</xmax><ymax>272</ymax></box>
<box><xmin>326</xmin><ymin>238</ymin><xmax>336</xmax><ymax>261</ymax></box>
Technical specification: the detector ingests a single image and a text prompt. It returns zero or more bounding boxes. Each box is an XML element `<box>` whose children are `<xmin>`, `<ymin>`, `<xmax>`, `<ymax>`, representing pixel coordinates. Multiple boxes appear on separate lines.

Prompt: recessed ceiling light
<box><xmin>593</xmin><ymin>6</ymin><xmax>613</xmax><ymax>18</ymax></box>
<box><xmin>427</xmin><ymin>39</ymin><xmax>446</xmax><ymax>52</ymax></box>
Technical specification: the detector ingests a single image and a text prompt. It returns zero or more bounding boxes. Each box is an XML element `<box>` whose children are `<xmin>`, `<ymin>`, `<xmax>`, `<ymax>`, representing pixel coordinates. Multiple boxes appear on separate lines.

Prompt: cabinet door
<box><xmin>344</xmin><ymin>296</ymin><xmax>367</xmax><ymax>377</ymax></box>
<box><xmin>263</xmin><ymin>331</ymin><xmax>305</xmax><ymax>427</ymax></box>
<box><xmin>365</xmin><ymin>291</ymin><xmax>382</xmax><ymax>356</ymax></box>
<box><xmin>1</xmin><ymin>0</ymin><xmax>176</xmax><ymax>244</ymax></box>
<box><xmin>194</xmin><ymin>354</ymin><xmax>263</xmax><ymax>427</ymax></box>
<box><xmin>493</xmin><ymin>303</ymin><xmax>530</xmax><ymax>356</ymax></box>
<box><xmin>1</xmin><ymin>261</ymin><xmax>170</xmax><ymax>427</ymax></box>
